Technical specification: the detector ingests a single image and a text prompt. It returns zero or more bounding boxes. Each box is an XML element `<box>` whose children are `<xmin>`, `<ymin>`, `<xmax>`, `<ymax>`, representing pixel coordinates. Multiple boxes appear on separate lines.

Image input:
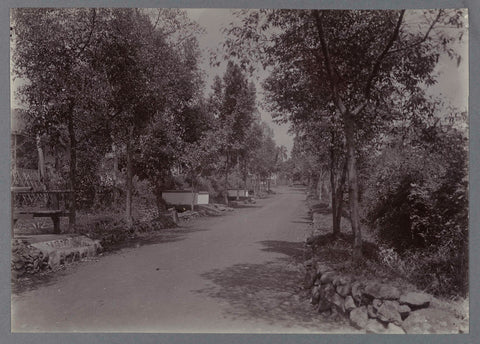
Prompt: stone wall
<box><xmin>304</xmin><ymin>260</ymin><xmax>467</xmax><ymax>334</ymax></box>
<box><xmin>12</xmin><ymin>237</ymin><xmax>102</xmax><ymax>280</ymax></box>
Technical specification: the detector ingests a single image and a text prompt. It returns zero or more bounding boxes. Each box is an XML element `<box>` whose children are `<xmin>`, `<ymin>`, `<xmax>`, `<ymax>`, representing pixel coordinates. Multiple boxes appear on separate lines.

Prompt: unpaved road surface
<box><xmin>12</xmin><ymin>186</ymin><xmax>357</xmax><ymax>333</ymax></box>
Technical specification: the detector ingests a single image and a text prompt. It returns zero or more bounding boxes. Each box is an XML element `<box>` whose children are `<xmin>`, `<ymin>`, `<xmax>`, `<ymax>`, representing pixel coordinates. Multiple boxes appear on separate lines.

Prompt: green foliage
<box><xmin>225</xmin><ymin>9</ymin><xmax>465</xmax><ymax>259</ymax></box>
<box><xmin>77</xmin><ymin>214</ymin><xmax>177</xmax><ymax>250</ymax></box>
<box><xmin>365</xmin><ymin>117</ymin><xmax>468</xmax><ymax>296</ymax></box>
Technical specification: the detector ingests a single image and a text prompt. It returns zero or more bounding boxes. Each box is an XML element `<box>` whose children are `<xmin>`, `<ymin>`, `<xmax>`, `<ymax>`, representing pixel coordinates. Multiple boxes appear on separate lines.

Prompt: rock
<box><xmin>398</xmin><ymin>304</ymin><xmax>411</xmax><ymax>319</ymax></box>
<box><xmin>304</xmin><ymin>259</ymin><xmax>314</xmax><ymax>268</ymax></box>
<box><xmin>14</xmin><ymin>261</ymin><xmax>25</xmax><ymax>270</ymax></box>
<box><xmin>365</xmin><ymin>318</ymin><xmax>387</xmax><ymax>333</ymax></box>
<box><xmin>315</xmin><ymin>263</ymin><xmax>332</xmax><ymax>277</ymax></box>
<box><xmin>376</xmin><ymin>300</ymin><xmax>403</xmax><ymax>325</ymax></box>
<box><xmin>336</xmin><ymin>283</ymin><xmax>352</xmax><ymax>297</ymax></box>
<box><xmin>372</xmin><ymin>298</ymin><xmax>383</xmax><ymax>310</ymax></box>
<box><xmin>320</xmin><ymin>271</ymin><xmax>337</xmax><ymax>284</ymax></box>
<box><xmin>364</xmin><ymin>282</ymin><xmax>400</xmax><ymax>300</ymax></box>
<box><xmin>323</xmin><ymin>284</ymin><xmax>336</xmax><ymax>302</ymax></box>
<box><xmin>386</xmin><ymin>323</ymin><xmax>406</xmax><ymax>334</ymax></box>
<box><xmin>331</xmin><ymin>293</ymin><xmax>345</xmax><ymax>313</ymax></box>
<box><xmin>333</xmin><ymin>275</ymin><xmax>350</xmax><ymax>286</ymax></box>
<box><xmin>367</xmin><ymin>304</ymin><xmax>377</xmax><ymax>318</ymax></box>
<box><xmin>350</xmin><ymin>306</ymin><xmax>369</xmax><ymax>329</ymax></box>
<box><xmin>303</xmin><ymin>270</ymin><xmax>316</xmax><ymax>289</ymax></box>
<box><xmin>402</xmin><ymin>308</ymin><xmax>464</xmax><ymax>334</ymax></box>
<box><xmin>317</xmin><ymin>299</ymin><xmax>331</xmax><ymax>313</ymax></box>
<box><xmin>12</xmin><ymin>254</ymin><xmax>22</xmax><ymax>263</ymax></box>
<box><xmin>329</xmin><ymin>307</ymin><xmax>342</xmax><ymax>322</ymax></box>
<box><xmin>344</xmin><ymin>296</ymin><xmax>356</xmax><ymax>312</ymax></box>
<box><xmin>399</xmin><ymin>291</ymin><xmax>431</xmax><ymax>309</ymax></box>
<box><xmin>351</xmin><ymin>281</ymin><xmax>364</xmax><ymax>305</ymax></box>
<box><xmin>311</xmin><ymin>286</ymin><xmax>321</xmax><ymax>305</ymax></box>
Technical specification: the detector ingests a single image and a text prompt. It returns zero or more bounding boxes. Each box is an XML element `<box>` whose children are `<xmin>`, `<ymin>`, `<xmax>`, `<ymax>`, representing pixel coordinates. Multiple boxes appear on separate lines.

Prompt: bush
<box><xmin>77</xmin><ymin>214</ymin><xmax>177</xmax><ymax>250</ymax></box>
<box><xmin>364</xmin><ymin>123</ymin><xmax>468</xmax><ymax>296</ymax></box>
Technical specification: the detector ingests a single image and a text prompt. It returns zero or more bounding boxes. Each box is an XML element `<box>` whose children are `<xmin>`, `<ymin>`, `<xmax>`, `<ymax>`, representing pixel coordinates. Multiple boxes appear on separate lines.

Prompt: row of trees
<box><xmin>224</xmin><ymin>8</ymin><xmax>466</xmax><ymax>256</ymax></box>
<box><xmin>11</xmin><ymin>8</ymin><xmax>284</xmax><ymax>229</ymax></box>
<box><xmin>223</xmin><ymin>9</ymin><xmax>468</xmax><ymax>295</ymax></box>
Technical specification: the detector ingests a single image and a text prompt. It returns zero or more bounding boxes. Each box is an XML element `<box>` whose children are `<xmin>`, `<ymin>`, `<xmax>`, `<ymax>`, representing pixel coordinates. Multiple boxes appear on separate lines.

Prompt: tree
<box><xmin>12</xmin><ymin>8</ymin><xmax>109</xmax><ymax>230</ymax></box>
<box><xmin>181</xmin><ymin>130</ymin><xmax>220</xmax><ymax>210</ymax></box>
<box><xmin>250</xmin><ymin>122</ymin><xmax>278</xmax><ymax>193</ymax></box>
<box><xmin>209</xmin><ymin>62</ymin><xmax>257</xmax><ymax>204</ymax></box>
<box><xmin>12</xmin><ymin>8</ymin><xmax>206</xmax><ymax>229</ymax></box>
<box><xmin>291</xmin><ymin>117</ymin><xmax>347</xmax><ymax>237</ymax></box>
<box><xmin>97</xmin><ymin>8</ymin><xmax>204</xmax><ymax>226</ymax></box>
<box><xmin>225</xmin><ymin>9</ymin><xmax>465</xmax><ymax>259</ymax></box>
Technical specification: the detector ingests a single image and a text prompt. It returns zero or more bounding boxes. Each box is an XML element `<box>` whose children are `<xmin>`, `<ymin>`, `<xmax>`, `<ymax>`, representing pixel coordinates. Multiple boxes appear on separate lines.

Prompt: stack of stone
<box><xmin>11</xmin><ymin>239</ymin><xmax>49</xmax><ymax>279</ymax></box>
<box><xmin>304</xmin><ymin>260</ymin><xmax>465</xmax><ymax>334</ymax></box>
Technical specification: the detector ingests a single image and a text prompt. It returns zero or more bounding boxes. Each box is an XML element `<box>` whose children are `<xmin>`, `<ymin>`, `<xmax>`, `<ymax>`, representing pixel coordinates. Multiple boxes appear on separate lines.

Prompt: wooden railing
<box><xmin>11</xmin><ymin>187</ymin><xmax>74</xmax><ymax>236</ymax></box>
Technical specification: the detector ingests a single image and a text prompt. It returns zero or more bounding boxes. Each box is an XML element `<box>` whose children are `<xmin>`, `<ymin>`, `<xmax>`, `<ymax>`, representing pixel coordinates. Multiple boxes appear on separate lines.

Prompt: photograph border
<box><xmin>1</xmin><ymin>0</ymin><xmax>478</xmax><ymax>343</ymax></box>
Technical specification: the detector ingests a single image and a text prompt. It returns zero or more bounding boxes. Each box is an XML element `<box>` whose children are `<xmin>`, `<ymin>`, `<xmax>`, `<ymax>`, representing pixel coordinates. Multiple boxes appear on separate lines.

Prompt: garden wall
<box><xmin>303</xmin><ymin>260</ymin><xmax>467</xmax><ymax>334</ymax></box>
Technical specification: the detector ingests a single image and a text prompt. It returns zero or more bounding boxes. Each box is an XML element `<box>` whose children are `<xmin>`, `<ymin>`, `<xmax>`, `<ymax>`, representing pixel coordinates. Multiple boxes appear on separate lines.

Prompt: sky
<box><xmin>184</xmin><ymin>8</ymin><xmax>469</xmax><ymax>155</ymax></box>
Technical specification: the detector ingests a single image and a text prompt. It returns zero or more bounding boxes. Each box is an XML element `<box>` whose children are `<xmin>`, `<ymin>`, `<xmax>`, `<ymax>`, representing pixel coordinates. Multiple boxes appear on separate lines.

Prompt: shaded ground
<box><xmin>195</xmin><ymin>239</ymin><xmax>354</xmax><ymax>331</ymax></box>
<box><xmin>12</xmin><ymin>186</ymin><xmax>358</xmax><ymax>333</ymax></box>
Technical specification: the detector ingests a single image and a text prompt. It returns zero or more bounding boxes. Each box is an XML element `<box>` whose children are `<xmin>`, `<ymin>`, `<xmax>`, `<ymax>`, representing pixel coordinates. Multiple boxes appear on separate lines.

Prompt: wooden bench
<box><xmin>11</xmin><ymin>187</ymin><xmax>74</xmax><ymax>236</ymax></box>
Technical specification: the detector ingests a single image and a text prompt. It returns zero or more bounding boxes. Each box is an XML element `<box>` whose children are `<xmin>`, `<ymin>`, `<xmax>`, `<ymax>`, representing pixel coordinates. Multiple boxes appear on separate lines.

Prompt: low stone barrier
<box><xmin>12</xmin><ymin>236</ymin><xmax>102</xmax><ymax>279</ymax></box>
<box><xmin>304</xmin><ymin>260</ymin><xmax>467</xmax><ymax>334</ymax></box>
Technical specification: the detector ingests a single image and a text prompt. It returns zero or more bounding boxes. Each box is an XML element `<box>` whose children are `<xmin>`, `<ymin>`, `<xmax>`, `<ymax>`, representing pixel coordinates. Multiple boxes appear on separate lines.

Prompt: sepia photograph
<box><xmin>9</xmin><ymin>5</ymin><xmax>469</xmax><ymax>334</ymax></box>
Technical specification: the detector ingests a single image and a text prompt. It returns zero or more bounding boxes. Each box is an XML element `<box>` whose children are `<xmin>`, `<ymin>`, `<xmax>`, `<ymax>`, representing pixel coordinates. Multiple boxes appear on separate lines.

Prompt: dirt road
<box><xmin>11</xmin><ymin>186</ymin><xmax>357</xmax><ymax>333</ymax></box>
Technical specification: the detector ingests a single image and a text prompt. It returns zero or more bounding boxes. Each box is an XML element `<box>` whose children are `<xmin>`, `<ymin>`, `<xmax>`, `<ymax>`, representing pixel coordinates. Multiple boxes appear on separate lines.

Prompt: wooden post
<box><xmin>52</xmin><ymin>215</ymin><xmax>60</xmax><ymax>234</ymax></box>
<box><xmin>11</xmin><ymin>190</ymin><xmax>14</xmax><ymax>239</ymax></box>
<box><xmin>125</xmin><ymin>126</ymin><xmax>134</xmax><ymax>228</ymax></box>
<box><xmin>36</xmin><ymin>135</ymin><xmax>46</xmax><ymax>185</ymax></box>
<box><xmin>112</xmin><ymin>141</ymin><xmax>118</xmax><ymax>204</ymax></box>
<box><xmin>13</xmin><ymin>134</ymin><xmax>17</xmax><ymax>175</ymax></box>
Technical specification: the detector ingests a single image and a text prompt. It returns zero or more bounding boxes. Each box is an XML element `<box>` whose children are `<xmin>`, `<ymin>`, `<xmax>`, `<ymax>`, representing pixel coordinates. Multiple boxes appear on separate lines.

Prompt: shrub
<box><xmin>364</xmin><ymin>123</ymin><xmax>468</xmax><ymax>296</ymax></box>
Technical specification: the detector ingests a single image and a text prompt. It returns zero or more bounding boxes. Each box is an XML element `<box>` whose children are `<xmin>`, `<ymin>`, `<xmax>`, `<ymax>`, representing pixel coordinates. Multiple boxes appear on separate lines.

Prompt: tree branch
<box><xmin>312</xmin><ymin>10</ymin><xmax>346</xmax><ymax>114</ymax></box>
<box><xmin>387</xmin><ymin>9</ymin><xmax>443</xmax><ymax>55</ymax></box>
<box><xmin>364</xmin><ymin>10</ymin><xmax>405</xmax><ymax>100</ymax></box>
<box><xmin>74</xmin><ymin>9</ymin><xmax>96</xmax><ymax>59</ymax></box>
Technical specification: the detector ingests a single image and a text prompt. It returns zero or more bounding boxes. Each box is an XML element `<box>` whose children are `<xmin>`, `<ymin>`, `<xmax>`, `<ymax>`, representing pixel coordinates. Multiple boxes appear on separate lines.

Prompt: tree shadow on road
<box><xmin>291</xmin><ymin>220</ymin><xmax>312</xmax><ymax>225</ymax></box>
<box><xmin>194</xmin><ymin>240</ymin><xmax>355</xmax><ymax>332</ymax></box>
<box><xmin>230</xmin><ymin>204</ymin><xmax>262</xmax><ymax>209</ymax></box>
<box><xmin>258</xmin><ymin>240</ymin><xmax>305</xmax><ymax>263</ymax></box>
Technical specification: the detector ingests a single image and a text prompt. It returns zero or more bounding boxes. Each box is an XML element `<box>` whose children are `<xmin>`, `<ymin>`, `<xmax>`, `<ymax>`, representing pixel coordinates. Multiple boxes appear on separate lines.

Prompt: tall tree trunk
<box><xmin>312</xmin><ymin>173</ymin><xmax>320</xmax><ymax>199</ymax></box>
<box><xmin>333</xmin><ymin>159</ymin><xmax>348</xmax><ymax>238</ymax></box>
<box><xmin>343</xmin><ymin>112</ymin><xmax>362</xmax><ymax>259</ymax></box>
<box><xmin>191</xmin><ymin>172</ymin><xmax>195</xmax><ymax>211</ymax></box>
<box><xmin>36</xmin><ymin>134</ymin><xmax>46</xmax><ymax>188</ymax></box>
<box><xmin>330</xmin><ymin>140</ymin><xmax>338</xmax><ymax>237</ymax></box>
<box><xmin>112</xmin><ymin>141</ymin><xmax>118</xmax><ymax>204</ymax></box>
<box><xmin>224</xmin><ymin>153</ymin><xmax>229</xmax><ymax>205</ymax></box>
<box><xmin>243</xmin><ymin>161</ymin><xmax>248</xmax><ymax>195</ymax></box>
<box><xmin>125</xmin><ymin>126</ymin><xmax>133</xmax><ymax>229</ymax></box>
<box><xmin>67</xmin><ymin>110</ymin><xmax>76</xmax><ymax>232</ymax></box>
<box><xmin>154</xmin><ymin>182</ymin><xmax>167</xmax><ymax>215</ymax></box>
